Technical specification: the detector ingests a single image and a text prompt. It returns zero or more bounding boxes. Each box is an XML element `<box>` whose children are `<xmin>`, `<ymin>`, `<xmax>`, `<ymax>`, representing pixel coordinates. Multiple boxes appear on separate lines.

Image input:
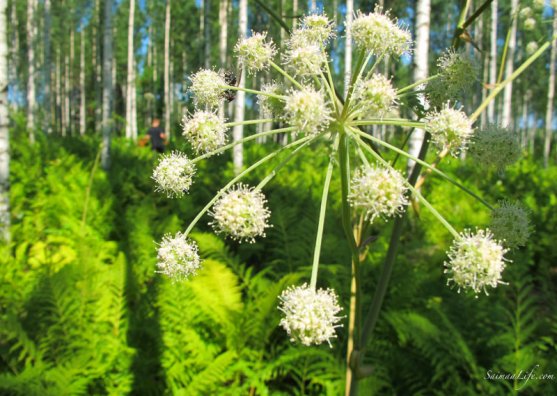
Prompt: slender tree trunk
<box><xmin>233</xmin><ymin>0</ymin><xmax>247</xmax><ymax>174</ymax></box>
<box><xmin>344</xmin><ymin>0</ymin><xmax>352</xmax><ymax>97</ymax></box>
<box><xmin>80</xmin><ymin>28</ymin><xmax>86</xmax><ymax>136</ymax></box>
<box><xmin>126</xmin><ymin>0</ymin><xmax>136</xmax><ymax>140</ymax></box>
<box><xmin>8</xmin><ymin>0</ymin><xmax>18</xmax><ymax>90</ymax></box>
<box><xmin>204</xmin><ymin>0</ymin><xmax>211</xmax><ymax>68</ymax></box>
<box><xmin>44</xmin><ymin>0</ymin><xmax>52</xmax><ymax>133</ymax></box>
<box><xmin>55</xmin><ymin>50</ymin><xmax>61</xmax><ymax>133</ymax></box>
<box><xmin>501</xmin><ymin>0</ymin><xmax>518</xmax><ymax>128</ymax></box>
<box><xmin>63</xmin><ymin>52</ymin><xmax>69</xmax><ymax>136</ymax></box>
<box><xmin>543</xmin><ymin>12</ymin><xmax>557</xmax><ymax>167</ymax></box>
<box><xmin>219</xmin><ymin>0</ymin><xmax>228</xmax><ymax>66</ymax></box>
<box><xmin>407</xmin><ymin>0</ymin><xmax>430</xmax><ymax>172</ymax></box>
<box><xmin>487</xmin><ymin>0</ymin><xmax>497</xmax><ymax>123</ymax></box>
<box><xmin>293</xmin><ymin>0</ymin><xmax>298</xmax><ymax>30</ymax></box>
<box><xmin>94</xmin><ymin>0</ymin><xmax>101</xmax><ymax>133</ymax></box>
<box><xmin>101</xmin><ymin>0</ymin><xmax>114</xmax><ymax>170</ymax></box>
<box><xmin>164</xmin><ymin>0</ymin><xmax>171</xmax><ymax>139</ymax></box>
<box><xmin>69</xmin><ymin>26</ymin><xmax>74</xmax><ymax>135</ymax></box>
<box><xmin>26</xmin><ymin>0</ymin><xmax>36</xmax><ymax>143</ymax></box>
<box><xmin>131</xmin><ymin>58</ymin><xmax>137</xmax><ymax>140</ymax></box>
<box><xmin>0</xmin><ymin>0</ymin><xmax>10</xmax><ymax>241</ymax></box>
<box><xmin>310</xmin><ymin>0</ymin><xmax>316</xmax><ymax>12</ymax></box>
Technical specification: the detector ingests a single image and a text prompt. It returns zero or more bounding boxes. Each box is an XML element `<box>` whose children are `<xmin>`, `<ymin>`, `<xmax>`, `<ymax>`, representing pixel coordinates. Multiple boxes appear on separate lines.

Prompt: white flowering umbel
<box><xmin>284</xmin><ymin>31</ymin><xmax>327</xmax><ymax>77</ymax></box>
<box><xmin>445</xmin><ymin>229</ymin><xmax>509</xmax><ymax>295</ymax></box>
<box><xmin>182</xmin><ymin>111</ymin><xmax>228</xmax><ymax>155</ymax></box>
<box><xmin>284</xmin><ymin>87</ymin><xmax>331</xmax><ymax>137</ymax></box>
<box><xmin>351</xmin><ymin>9</ymin><xmax>411</xmax><ymax>56</ymax></box>
<box><xmin>490</xmin><ymin>201</ymin><xmax>531</xmax><ymax>249</ymax></box>
<box><xmin>156</xmin><ymin>232</ymin><xmax>201</xmax><ymax>280</ymax></box>
<box><xmin>426</xmin><ymin>50</ymin><xmax>478</xmax><ymax>108</ymax></box>
<box><xmin>469</xmin><ymin>124</ymin><xmax>521</xmax><ymax>170</ymax></box>
<box><xmin>257</xmin><ymin>82</ymin><xmax>286</xmax><ymax>117</ymax></box>
<box><xmin>234</xmin><ymin>32</ymin><xmax>276</xmax><ymax>73</ymax></box>
<box><xmin>152</xmin><ymin>152</ymin><xmax>196</xmax><ymax>198</ymax></box>
<box><xmin>426</xmin><ymin>105</ymin><xmax>474</xmax><ymax>155</ymax></box>
<box><xmin>353</xmin><ymin>74</ymin><xmax>397</xmax><ymax>117</ymax></box>
<box><xmin>189</xmin><ymin>69</ymin><xmax>226</xmax><ymax>108</ymax></box>
<box><xmin>348</xmin><ymin>165</ymin><xmax>408</xmax><ymax>222</ymax></box>
<box><xmin>279</xmin><ymin>283</ymin><xmax>343</xmax><ymax>346</ymax></box>
<box><xmin>301</xmin><ymin>14</ymin><xmax>335</xmax><ymax>43</ymax></box>
<box><xmin>210</xmin><ymin>184</ymin><xmax>271</xmax><ymax>243</ymax></box>
<box><xmin>526</xmin><ymin>41</ymin><xmax>539</xmax><ymax>55</ymax></box>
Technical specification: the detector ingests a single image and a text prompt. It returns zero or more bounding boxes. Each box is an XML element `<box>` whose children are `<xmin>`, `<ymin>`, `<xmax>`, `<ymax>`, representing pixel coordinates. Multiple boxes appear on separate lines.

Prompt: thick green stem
<box><xmin>350</xmin><ymin>119</ymin><xmax>425</xmax><ymax>128</ymax></box>
<box><xmin>191</xmin><ymin>127</ymin><xmax>295</xmax><ymax>163</ymax></box>
<box><xmin>310</xmin><ymin>134</ymin><xmax>339</xmax><ymax>289</ymax></box>
<box><xmin>270</xmin><ymin>61</ymin><xmax>303</xmax><ymax>89</ymax></box>
<box><xmin>221</xmin><ymin>84</ymin><xmax>285</xmax><ymax>100</ymax></box>
<box><xmin>184</xmin><ymin>135</ymin><xmax>313</xmax><ymax>236</ymax></box>
<box><xmin>396</xmin><ymin>74</ymin><xmax>440</xmax><ymax>94</ymax></box>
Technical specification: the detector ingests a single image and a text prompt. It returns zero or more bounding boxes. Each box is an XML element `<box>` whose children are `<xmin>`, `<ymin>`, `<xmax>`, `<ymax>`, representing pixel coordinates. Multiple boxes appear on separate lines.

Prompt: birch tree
<box><xmin>487</xmin><ymin>0</ymin><xmax>497</xmax><ymax>123</ymax></box>
<box><xmin>26</xmin><ymin>0</ymin><xmax>36</xmax><ymax>143</ymax></box>
<box><xmin>44</xmin><ymin>0</ymin><xmax>52</xmax><ymax>133</ymax></box>
<box><xmin>125</xmin><ymin>0</ymin><xmax>137</xmax><ymax>140</ymax></box>
<box><xmin>219</xmin><ymin>0</ymin><xmax>228</xmax><ymax>66</ymax></box>
<box><xmin>79</xmin><ymin>27</ymin><xmax>86</xmax><ymax>135</ymax></box>
<box><xmin>204</xmin><ymin>0</ymin><xmax>211</xmax><ymax>68</ymax></box>
<box><xmin>0</xmin><ymin>0</ymin><xmax>10</xmax><ymax>240</ymax></box>
<box><xmin>344</xmin><ymin>0</ymin><xmax>353</xmax><ymax>96</ymax></box>
<box><xmin>101</xmin><ymin>0</ymin><xmax>113</xmax><ymax>170</ymax></box>
<box><xmin>164</xmin><ymin>0</ymin><xmax>171</xmax><ymax>139</ymax></box>
<box><xmin>407</xmin><ymin>0</ymin><xmax>430</xmax><ymax>172</ymax></box>
<box><xmin>543</xmin><ymin>11</ymin><xmax>557</xmax><ymax>167</ymax></box>
<box><xmin>232</xmin><ymin>0</ymin><xmax>247</xmax><ymax>174</ymax></box>
<box><xmin>501</xmin><ymin>0</ymin><xmax>518</xmax><ymax>128</ymax></box>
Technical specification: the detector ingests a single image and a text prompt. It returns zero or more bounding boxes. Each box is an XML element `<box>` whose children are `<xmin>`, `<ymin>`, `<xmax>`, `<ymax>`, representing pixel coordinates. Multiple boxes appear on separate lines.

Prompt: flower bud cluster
<box><xmin>157</xmin><ymin>232</ymin><xmax>201</xmax><ymax>280</ymax></box>
<box><xmin>425</xmin><ymin>105</ymin><xmax>473</xmax><ymax>155</ymax></box>
<box><xmin>182</xmin><ymin>111</ymin><xmax>227</xmax><ymax>155</ymax></box>
<box><xmin>490</xmin><ymin>201</ymin><xmax>531</xmax><ymax>249</ymax></box>
<box><xmin>152</xmin><ymin>152</ymin><xmax>196</xmax><ymax>198</ymax></box>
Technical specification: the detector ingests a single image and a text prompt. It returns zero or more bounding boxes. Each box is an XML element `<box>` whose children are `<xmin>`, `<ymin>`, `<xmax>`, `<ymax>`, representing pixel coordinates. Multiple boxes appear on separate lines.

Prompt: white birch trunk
<box><xmin>26</xmin><ymin>0</ymin><xmax>36</xmax><ymax>143</ymax></box>
<box><xmin>293</xmin><ymin>0</ymin><xmax>298</xmax><ymax>30</ymax></box>
<box><xmin>44</xmin><ymin>0</ymin><xmax>52</xmax><ymax>133</ymax></box>
<box><xmin>407</xmin><ymin>0</ymin><xmax>430</xmax><ymax>172</ymax></box>
<box><xmin>164</xmin><ymin>0</ymin><xmax>171</xmax><ymax>139</ymax></box>
<box><xmin>310</xmin><ymin>0</ymin><xmax>316</xmax><ymax>12</ymax></box>
<box><xmin>204</xmin><ymin>0</ymin><xmax>211</xmax><ymax>69</ymax></box>
<box><xmin>94</xmin><ymin>0</ymin><xmax>102</xmax><ymax>133</ymax></box>
<box><xmin>501</xmin><ymin>0</ymin><xmax>518</xmax><ymax>128</ymax></box>
<box><xmin>63</xmin><ymin>52</ymin><xmax>69</xmax><ymax>136</ymax></box>
<box><xmin>219</xmin><ymin>0</ymin><xmax>228</xmax><ymax>66</ymax></box>
<box><xmin>131</xmin><ymin>58</ymin><xmax>137</xmax><ymax>140</ymax></box>
<box><xmin>101</xmin><ymin>0</ymin><xmax>113</xmax><ymax>170</ymax></box>
<box><xmin>487</xmin><ymin>0</ymin><xmax>497</xmax><ymax>123</ymax></box>
<box><xmin>125</xmin><ymin>0</ymin><xmax>136</xmax><ymax>140</ymax></box>
<box><xmin>233</xmin><ymin>0</ymin><xmax>247</xmax><ymax>174</ymax></box>
<box><xmin>79</xmin><ymin>28</ymin><xmax>86</xmax><ymax>136</ymax></box>
<box><xmin>0</xmin><ymin>0</ymin><xmax>10</xmax><ymax>240</ymax></box>
<box><xmin>543</xmin><ymin>12</ymin><xmax>557</xmax><ymax>167</ymax></box>
<box><xmin>344</xmin><ymin>0</ymin><xmax>353</xmax><ymax>97</ymax></box>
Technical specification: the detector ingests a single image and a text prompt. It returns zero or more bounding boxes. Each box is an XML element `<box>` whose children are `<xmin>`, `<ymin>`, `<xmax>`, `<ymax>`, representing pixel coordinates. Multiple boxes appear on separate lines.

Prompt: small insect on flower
<box><xmin>278</xmin><ymin>283</ymin><xmax>343</xmax><ymax>347</ymax></box>
<box><xmin>222</xmin><ymin>70</ymin><xmax>240</xmax><ymax>102</ymax></box>
<box><xmin>234</xmin><ymin>31</ymin><xmax>276</xmax><ymax>74</ymax></box>
<box><xmin>189</xmin><ymin>69</ymin><xmax>227</xmax><ymax>108</ymax></box>
<box><xmin>469</xmin><ymin>124</ymin><xmax>521</xmax><ymax>170</ymax></box>
<box><xmin>156</xmin><ymin>232</ymin><xmax>201</xmax><ymax>281</ymax></box>
<box><xmin>152</xmin><ymin>152</ymin><xmax>196</xmax><ymax>198</ymax></box>
<box><xmin>351</xmin><ymin>8</ymin><xmax>412</xmax><ymax>57</ymax></box>
<box><xmin>284</xmin><ymin>87</ymin><xmax>331</xmax><ymax>137</ymax></box>
<box><xmin>490</xmin><ymin>201</ymin><xmax>531</xmax><ymax>249</ymax></box>
<box><xmin>182</xmin><ymin>111</ymin><xmax>228</xmax><ymax>155</ymax></box>
<box><xmin>353</xmin><ymin>73</ymin><xmax>397</xmax><ymax>118</ymax></box>
<box><xmin>348</xmin><ymin>165</ymin><xmax>409</xmax><ymax>222</ymax></box>
<box><xmin>210</xmin><ymin>184</ymin><xmax>271</xmax><ymax>243</ymax></box>
<box><xmin>425</xmin><ymin>104</ymin><xmax>474</xmax><ymax>156</ymax></box>
<box><xmin>444</xmin><ymin>229</ymin><xmax>509</xmax><ymax>295</ymax></box>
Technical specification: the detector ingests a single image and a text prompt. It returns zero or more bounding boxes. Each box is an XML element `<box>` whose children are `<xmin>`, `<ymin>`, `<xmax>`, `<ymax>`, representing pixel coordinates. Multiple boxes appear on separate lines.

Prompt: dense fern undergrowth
<box><xmin>0</xmin><ymin>124</ymin><xmax>556</xmax><ymax>395</ymax></box>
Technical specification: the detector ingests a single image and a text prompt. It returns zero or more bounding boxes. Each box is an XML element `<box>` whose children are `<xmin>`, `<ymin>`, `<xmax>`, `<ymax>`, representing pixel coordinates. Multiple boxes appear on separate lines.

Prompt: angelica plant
<box><xmin>150</xmin><ymin>5</ymin><xmax>552</xmax><ymax>393</ymax></box>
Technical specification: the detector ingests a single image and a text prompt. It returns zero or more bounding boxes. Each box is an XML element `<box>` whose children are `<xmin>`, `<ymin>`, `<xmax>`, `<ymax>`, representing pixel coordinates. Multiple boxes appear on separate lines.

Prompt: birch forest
<box><xmin>0</xmin><ymin>0</ymin><xmax>556</xmax><ymax>395</ymax></box>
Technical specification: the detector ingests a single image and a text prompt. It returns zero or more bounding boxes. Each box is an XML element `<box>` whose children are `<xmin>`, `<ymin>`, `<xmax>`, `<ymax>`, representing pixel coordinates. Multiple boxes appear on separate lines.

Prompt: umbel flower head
<box><xmin>182</xmin><ymin>111</ymin><xmax>228</xmax><ymax>155</ymax></box>
<box><xmin>284</xmin><ymin>31</ymin><xmax>327</xmax><ymax>76</ymax></box>
<box><xmin>425</xmin><ymin>104</ymin><xmax>473</xmax><ymax>155</ymax></box>
<box><xmin>258</xmin><ymin>82</ymin><xmax>286</xmax><ymax>117</ymax></box>
<box><xmin>351</xmin><ymin>8</ymin><xmax>412</xmax><ymax>56</ymax></box>
<box><xmin>189</xmin><ymin>69</ymin><xmax>226</xmax><ymax>108</ymax></box>
<box><xmin>426</xmin><ymin>50</ymin><xmax>478</xmax><ymax>108</ymax></box>
<box><xmin>469</xmin><ymin>124</ymin><xmax>521</xmax><ymax>170</ymax></box>
<box><xmin>353</xmin><ymin>73</ymin><xmax>397</xmax><ymax>117</ymax></box>
<box><xmin>444</xmin><ymin>229</ymin><xmax>509</xmax><ymax>295</ymax></box>
<box><xmin>490</xmin><ymin>201</ymin><xmax>531</xmax><ymax>249</ymax></box>
<box><xmin>234</xmin><ymin>32</ymin><xmax>276</xmax><ymax>73</ymax></box>
<box><xmin>284</xmin><ymin>87</ymin><xmax>331</xmax><ymax>137</ymax></box>
<box><xmin>152</xmin><ymin>152</ymin><xmax>196</xmax><ymax>198</ymax></box>
<box><xmin>348</xmin><ymin>165</ymin><xmax>409</xmax><ymax>222</ymax></box>
<box><xmin>300</xmin><ymin>13</ymin><xmax>335</xmax><ymax>43</ymax></box>
<box><xmin>156</xmin><ymin>232</ymin><xmax>201</xmax><ymax>280</ymax></box>
<box><xmin>523</xmin><ymin>17</ymin><xmax>537</xmax><ymax>31</ymax></box>
<box><xmin>210</xmin><ymin>184</ymin><xmax>271</xmax><ymax>243</ymax></box>
<box><xmin>278</xmin><ymin>283</ymin><xmax>343</xmax><ymax>346</ymax></box>
<box><xmin>526</xmin><ymin>41</ymin><xmax>539</xmax><ymax>55</ymax></box>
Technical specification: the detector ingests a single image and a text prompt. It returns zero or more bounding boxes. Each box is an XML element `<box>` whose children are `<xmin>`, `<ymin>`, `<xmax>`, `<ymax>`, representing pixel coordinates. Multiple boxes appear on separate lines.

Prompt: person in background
<box><xmin>144</xmin><ymin>118</ymin><xmax>167</xmax><ymax>153</ymax></box>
